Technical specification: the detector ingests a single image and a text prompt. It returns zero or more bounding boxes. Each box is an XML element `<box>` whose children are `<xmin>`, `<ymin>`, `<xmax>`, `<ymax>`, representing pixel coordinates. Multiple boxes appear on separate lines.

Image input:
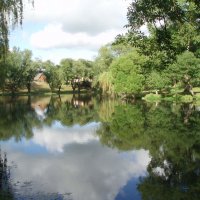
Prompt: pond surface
<box><xmin>0</xmin><ymin>94</ymin><xmax>200</xmax><ymax>200</ymax></box>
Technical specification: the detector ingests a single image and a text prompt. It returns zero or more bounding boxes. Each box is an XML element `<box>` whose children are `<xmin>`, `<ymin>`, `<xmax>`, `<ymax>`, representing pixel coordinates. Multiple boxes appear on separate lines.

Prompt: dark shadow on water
<box><xmin>0</xmin><ymin>149</ymin><xmax>13</xmax><ymax>200</ymax></box>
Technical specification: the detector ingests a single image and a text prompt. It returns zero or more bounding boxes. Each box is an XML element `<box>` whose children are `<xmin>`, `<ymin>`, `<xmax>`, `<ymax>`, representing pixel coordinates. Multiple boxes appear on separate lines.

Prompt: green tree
<box><xmin>71</xmin><ymin>59</ymin><xmax>93</xmax><ymax>92</ymax></box>
<box><xmin>94</xmin><ymin>45</ymin><xmax>114</xmax><ymax>75</ymax></box>
<box><xmin>60</xmin><ymin>58</ymin><xmax>74</xmax><ymax>84</ymax></box>
<box><xmin>98</xmin><ymin>71</ymin><xmax>114</xmax><ymax>94</ymax></box>
<box><xmin>127</xmin><ymin>0</ymin><xmax>200</xmax><ymax>54</ymax></box>
<box><xmin>21</xmin><ymin>49</ymin><xmax>38</xmax><ymax>93</ymax></box>
<box><xmin>146</xmin><ymin>71</ymin><xmax>170</xmax><ymax>94</ymax></box>
<box><xmin>2</xmin><ymin>48</ymin><xmax>38</xmax><ymax>94</ymax></box>
<box><xmin>60</xmin><ymin>58</ymin><xmax>94</xmax><ymax>92</ymax></box>
<box><xmin>167</xmin><ymin>51</ymin><xmax>200</xmax><ymax>95</ymax></box>
<box><xmin>120</xmin><ymin>0</ymin><xmax>200</xmax><ymax>78</ymax></box>
<box><xmin>44</xmin><ymin>61</ymin><xmax>64</xmax><ymax>93</ymax></box>
<box><xmin>111</xmin><ymin>43</ymin><xmax>134</xmax><ymax>58</ymax></box>
<box><xmin>110</xmin><ymin>50</ymin><xmax>147</xmax><ymax>96</ymax></box>
<box><xmin>5</xmin><ymin>47</ymin><xmax>24</xmax><ymax>94</ymax></box>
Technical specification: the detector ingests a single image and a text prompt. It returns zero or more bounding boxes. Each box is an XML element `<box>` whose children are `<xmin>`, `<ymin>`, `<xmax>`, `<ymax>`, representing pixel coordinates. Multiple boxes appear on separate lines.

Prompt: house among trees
<box><xmin>34</xmin><ymin>72</ymin><xmax>46</xmax><ymax>82</ymax></box>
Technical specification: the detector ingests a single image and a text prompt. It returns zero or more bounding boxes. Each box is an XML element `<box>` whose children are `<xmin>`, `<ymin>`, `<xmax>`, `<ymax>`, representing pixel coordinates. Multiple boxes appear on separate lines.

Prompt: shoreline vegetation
<box><xmin>2</xmin><ymin>81</ymin><xmax>200</xmax><ymax>104</ymax></box>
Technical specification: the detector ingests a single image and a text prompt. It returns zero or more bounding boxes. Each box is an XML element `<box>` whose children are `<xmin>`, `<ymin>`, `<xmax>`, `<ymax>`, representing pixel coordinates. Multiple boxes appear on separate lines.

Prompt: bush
<box><xmin>194</xmin><ymin>93</ymin><xmax>200</xmax><ymax>100</ymax></box>
<box><xmin>180</xmin><ymin>95</ymin><xmax>193</xmax><ymax>103</ymax></box>
<box><xmin>193</xmin><ymin>87</ymin><xmax>200</xmax><ymax>93</ymax></box>
<box><xmin>143</xmin><ymin>93</ymin><xmax>161</xmax><ymax>102</ymax></box>
<box><xmin>163</xmin><ymin>96</ymin><xmax>174</xmax><ymax>101</ymax></box>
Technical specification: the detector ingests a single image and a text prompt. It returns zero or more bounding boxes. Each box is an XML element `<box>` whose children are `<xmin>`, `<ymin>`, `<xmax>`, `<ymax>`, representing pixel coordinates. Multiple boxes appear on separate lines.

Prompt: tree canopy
<box><xmin>127</xmin><ymin>0</ymin><xmax>200</xmax><ymax>54</ymax></box>
<box><xmin>111</xmin><ymin>49</ymin><xmax>147</xmax><ymax>96</ymax></box>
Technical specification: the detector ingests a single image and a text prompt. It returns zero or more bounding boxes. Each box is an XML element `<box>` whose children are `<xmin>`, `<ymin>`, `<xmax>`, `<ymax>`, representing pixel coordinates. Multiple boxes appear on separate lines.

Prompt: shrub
<box><xmin>180</xmin><ymin>95</ymin><xmax>193</xmax><ymax>103</ymax></box>
<box><xmin>143</xmin><ymin>93</ymin><xmax>161</xmax><ymax>102</ymax></box>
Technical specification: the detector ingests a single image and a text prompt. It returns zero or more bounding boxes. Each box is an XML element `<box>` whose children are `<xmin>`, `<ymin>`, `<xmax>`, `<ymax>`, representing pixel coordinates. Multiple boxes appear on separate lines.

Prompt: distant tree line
<box><xmin>0</xmin><ymin>48</ymin><xmax>95</xmax><ymax>94</ymax></box>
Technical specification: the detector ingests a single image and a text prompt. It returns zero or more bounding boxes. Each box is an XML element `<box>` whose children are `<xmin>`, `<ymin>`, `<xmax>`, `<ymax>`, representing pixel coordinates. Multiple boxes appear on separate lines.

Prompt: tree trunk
<box><xmin>27</xmin><ymin>82</ymin><xmax>31</xmax><ymax>93</ymax></box>
<box><xmin>71</xmin><ymin>81</ymin><xmax>76</xmax><ymax>93</ymax></box>
<box><xmin>58</xmin><ymin>85</ymin><xmax>61</xmax><ymax>94</ymax></box>
<box><xmin>72</xmin><ymin>85</ymin><xmax>76</xmax><ymax>92</ymax></box>
<box><xmin>184</xmin><ymin>84</ymin><xmax>194</xmax><ymax>96</ymax></box>
<box><xmin>183</xmin><ymin>75</ymin><xmax>194</xmax><ymax>96</ymax></box>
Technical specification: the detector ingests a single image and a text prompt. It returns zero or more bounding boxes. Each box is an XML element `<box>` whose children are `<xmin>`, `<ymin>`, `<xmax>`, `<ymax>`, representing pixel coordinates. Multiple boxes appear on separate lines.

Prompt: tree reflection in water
<box><xmin>0</xmin><ymin>96</ymin><xmax>42</xmax><ymax>141</ymax></box>
<box><xmin>43</xmin><ymin>94</ymin><xmax>98</xmax><ymax>127</ymax></box>
<box><xmin>97</xmin><ymin>102</ymin><xmax>200</xmax><ymax>199</ymax></box>
<box><xmin>0</xmin><ymin>95</ymin><xmax>200</xmax><ymax>199</ymax></box>
<box><xmin>0</xmin><ymin>149</ymin><xmax>13</xmax><ymax>200</ymax></box>
<box><xmin>0</xmin><ymin>94</ymin><xmax>97</xmax><ymax>141</ymax></box>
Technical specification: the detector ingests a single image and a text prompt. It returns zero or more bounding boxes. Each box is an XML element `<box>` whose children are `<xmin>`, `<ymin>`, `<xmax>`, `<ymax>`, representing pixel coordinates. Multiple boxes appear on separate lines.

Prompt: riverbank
<box><xmin>2</xmin><ymin>81</ymin><xmax>200</xmax><ymax>104</ymax></box>
<box><xmin>0</xmin><ymin>81</ymin><xmax>91</xmax><ymax>96</ymax></box>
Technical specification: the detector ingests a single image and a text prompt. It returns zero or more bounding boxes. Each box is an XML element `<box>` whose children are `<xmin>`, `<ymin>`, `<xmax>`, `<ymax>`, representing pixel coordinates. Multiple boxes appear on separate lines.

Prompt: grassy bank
<box><xmin>142</xmin><ymin>87</ymin><xmax>200</xmax><ymax>103</ymax></box>
<box><xmin>0</xmin><ymin>81</ymin><xmax>90</xmax><ymax>96</ymax></box>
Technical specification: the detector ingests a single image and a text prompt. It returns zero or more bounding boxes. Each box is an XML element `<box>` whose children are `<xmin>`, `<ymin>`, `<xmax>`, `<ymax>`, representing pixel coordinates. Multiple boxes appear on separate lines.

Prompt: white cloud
<box><xmin>12</xmin><ymin>0</ymin><xmax>130</xmax><ymax>61</ymax></box>
<box><xmin>30</xmin><ymin>24</ymin><xmax>121</xmax><ymax>50</ymax></box>
<box><xmin>3</xmin><ymin>142</ymin><xmax>150</xmax><ymax>200</ymax></box>
<box><xmin>32</xmin><ymin>122</ymin><xmax>100</xmax><ymax>153</ymax></box>
<box><xmin>25</xmin><ymin>0</ymin><xmax>129</xmax><ymax>34</ymax></box>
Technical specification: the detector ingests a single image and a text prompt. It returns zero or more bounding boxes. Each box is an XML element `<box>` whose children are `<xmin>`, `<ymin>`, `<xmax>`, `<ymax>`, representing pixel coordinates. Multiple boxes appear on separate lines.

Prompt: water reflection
<box><xmin>0</xmin><ymin>96</ymin><xmax>200</xmax><ymax>199</ymax></box>
<box><xmin>0</xmin><ymin>96</ymin><xmax>41</xmax><ymax>141</ymax></box>
<box><xmin>0</xmin><ymin>150</ymin><xmax>13</xmax><ymax>200</ymax></box>
<box><xmin>32</xmin><ymin>122</ymin><xmax>99</xmax><ymax>153</ymax></box>
<box><xmin>98</xmin><ymin>102</ymin><xmax>200</xmax><ymax>199</ymax></box>
<box><xmin>3</xmin><ymin>143</ymin><xmax>149</xmax><ymax>200</ymax></box>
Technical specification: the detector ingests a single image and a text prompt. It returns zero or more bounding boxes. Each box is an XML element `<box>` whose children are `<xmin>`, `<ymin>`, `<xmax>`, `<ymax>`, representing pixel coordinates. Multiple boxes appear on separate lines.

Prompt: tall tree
<box><xmin>126</xmin><ymin>0</ymin><xmax>200</xmax><ymax>62</ymax></box>
<box><xmin>44</xmin><ymin>61</ymin><xmax>64</xmax><ymax>93</ymax></box>
<box><xmin>94</xmin><ymin>45</ymin><xmax>114</xmax><ymax>75</ymax></box>
<box><xmin>167</xmin><ymin>51</ymin><xmax>200</xmax><ymax>95</ymax></box>
<box><xmin>5</xmin><ymin>47</ymin><xmax>24</xmax><ymax>94</ymax></box>
<box><xmin>60</xmin><ymin>58</ymin><xmax>74</xmax><ymax>84</ymax></box>
<box><xmin>0</xmin><ymin>0</ymin><xmax>34</xmax><ymax>57</ymax></box>
<box><xmin>21</xmin><ymin>49</ymin><xmax>38</xmax><ymax>93</ymax></box>
<box><xmin>110</xmin><ymin>49</ymin><xmax>147</xmax><ymax>97</ymax></box>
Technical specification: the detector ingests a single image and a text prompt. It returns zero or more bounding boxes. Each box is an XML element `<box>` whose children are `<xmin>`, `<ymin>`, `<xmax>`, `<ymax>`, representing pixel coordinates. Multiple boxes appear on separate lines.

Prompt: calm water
<box><xmin>0</xmin><ymin>95</ymin><xmax>200</xmax><ymax>200</ymax></box>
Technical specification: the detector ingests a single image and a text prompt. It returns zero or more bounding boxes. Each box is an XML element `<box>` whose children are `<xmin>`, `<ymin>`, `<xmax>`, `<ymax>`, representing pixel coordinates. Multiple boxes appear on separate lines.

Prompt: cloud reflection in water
<box><xmin>1</xmin><ymin>122</ymin><xmax>150</xmax><ymax>200</ymax></box>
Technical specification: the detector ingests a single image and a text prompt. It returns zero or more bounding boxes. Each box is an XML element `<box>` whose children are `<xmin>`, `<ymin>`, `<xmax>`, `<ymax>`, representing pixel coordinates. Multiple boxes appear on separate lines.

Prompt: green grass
<box><xmin>0</xmin><ymin>81</ymin><xmax>90</xmax><ymax>96</ymax></box>
<box><xmin>163</xmin><ymin>94</ymin><xmax>194</xmax><ymax>102</ymax></box>
<box><xmin>193</xmin><ymin>87</ymin><xmax>200</xmax><ymax>93</ymax></box>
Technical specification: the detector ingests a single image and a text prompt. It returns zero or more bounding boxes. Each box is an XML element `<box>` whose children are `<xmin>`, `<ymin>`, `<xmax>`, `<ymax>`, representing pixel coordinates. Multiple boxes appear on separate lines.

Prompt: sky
<box><xmin>9</xmin><ymin>0</ymin><xmax>130</xmax><ymax>64</ymax></box>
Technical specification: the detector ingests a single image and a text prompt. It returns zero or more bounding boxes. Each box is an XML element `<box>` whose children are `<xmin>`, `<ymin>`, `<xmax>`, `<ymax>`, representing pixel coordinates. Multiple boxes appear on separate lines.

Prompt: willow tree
<box><xmin>0</xmin><ymin>0</ymin><xmax>33</xmax><ymax>57</ymax></box>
